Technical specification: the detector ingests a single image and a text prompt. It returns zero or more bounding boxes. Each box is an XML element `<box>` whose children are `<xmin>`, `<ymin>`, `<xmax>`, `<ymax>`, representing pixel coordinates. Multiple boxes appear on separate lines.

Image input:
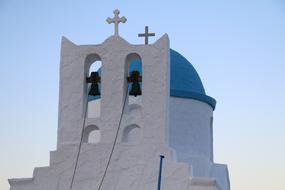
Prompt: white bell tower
<box><xmin>9</xmin><ymin>9</ymin><xmax>230</xmax><ymax>190</ymax></box>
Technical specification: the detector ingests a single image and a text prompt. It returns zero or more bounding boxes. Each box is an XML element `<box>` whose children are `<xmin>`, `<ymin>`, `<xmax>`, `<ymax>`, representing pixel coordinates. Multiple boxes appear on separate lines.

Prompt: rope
<box><xmin>69</xmin><ymin>86</ymin><xmax>129</xmax><ymax>190</ymax></box>
<box><xmin>69</xmin><ymin>95</ymin><xmax>89</xmax><ymax>190</ymax></box>
<box><xmin>97</xmin><ymin>87</ymin><xmax>129</xmax><ymax>190</ymax></box>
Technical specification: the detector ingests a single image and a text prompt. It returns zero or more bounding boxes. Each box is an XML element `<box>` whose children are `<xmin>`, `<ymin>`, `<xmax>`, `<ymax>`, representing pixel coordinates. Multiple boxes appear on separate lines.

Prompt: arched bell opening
<box><xmin>125</xmin><ymin>53</ymin><xmax>142</xmax><ymax>105</ymax></box>
<box><xmin>83</xmin><ymin>125</ymin><xmax>101</xmax><ymax>144</ymax></box>
<box><xmin>122</xmin><ymin>124</ymin><xmax>141</xmax><ymax>143</ymax></box>
<box><xmin>85</xmin><ymin>54</ymin><xmax>102</xmax><ymax>118</ymax></box>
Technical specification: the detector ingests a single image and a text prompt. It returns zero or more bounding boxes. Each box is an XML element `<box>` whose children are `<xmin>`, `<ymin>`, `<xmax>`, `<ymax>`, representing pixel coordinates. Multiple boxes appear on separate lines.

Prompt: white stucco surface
<box><xmin>169</xmin><ymin>97</ymin><xmax>230</xmax><ymax>189</ymax></box>
<box><xmin>87</xmin><ymin>100</ymin><xmax>101</xmax><ymax>118</ymax></box>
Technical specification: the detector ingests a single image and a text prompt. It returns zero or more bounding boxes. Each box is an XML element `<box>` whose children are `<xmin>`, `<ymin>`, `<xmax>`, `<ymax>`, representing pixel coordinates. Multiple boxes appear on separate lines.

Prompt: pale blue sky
<box><xmin>0</xmin><ymin>0</ymin><xmax>285</xmax><ymax>190</ymax></box>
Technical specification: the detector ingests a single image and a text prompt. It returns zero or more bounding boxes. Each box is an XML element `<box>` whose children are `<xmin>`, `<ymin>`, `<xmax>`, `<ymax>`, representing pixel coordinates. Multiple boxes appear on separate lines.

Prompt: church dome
<box><xmin>170</xmin><ymin>49</ymin><xmax>216</xmax><ymax>109</ymax></box>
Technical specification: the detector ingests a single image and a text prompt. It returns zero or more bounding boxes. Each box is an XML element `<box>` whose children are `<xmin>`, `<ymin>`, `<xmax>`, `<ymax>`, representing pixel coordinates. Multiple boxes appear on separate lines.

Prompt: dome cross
<box><xmin>106</xmin><ymin>9</ymin><xmax>127</xmax><ymax>36</ymax></box>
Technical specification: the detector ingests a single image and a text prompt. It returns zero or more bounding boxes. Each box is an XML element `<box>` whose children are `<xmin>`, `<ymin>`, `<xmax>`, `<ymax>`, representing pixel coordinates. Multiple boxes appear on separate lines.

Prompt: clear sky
<box><xmin>0</xmin><ymin>0</ymin><xmax>285</xmax><ymax>190</ymax></box>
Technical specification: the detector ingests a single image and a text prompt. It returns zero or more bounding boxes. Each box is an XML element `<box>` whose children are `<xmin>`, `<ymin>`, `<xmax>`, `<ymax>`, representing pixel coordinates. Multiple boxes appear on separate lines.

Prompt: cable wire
<box><xmin>69</xmin><ymin>95</ymin><xmax>89</xmax><ymax>190</ymax></box>
<box><xmin>69</xmin><ymin>86</ymin><xmax>128</xmax><ymax>190</ymax></box>
<box><xmin>97</xmin><ymin>87</ymin><xmax>129</xmax><ymax>190</ymax></box>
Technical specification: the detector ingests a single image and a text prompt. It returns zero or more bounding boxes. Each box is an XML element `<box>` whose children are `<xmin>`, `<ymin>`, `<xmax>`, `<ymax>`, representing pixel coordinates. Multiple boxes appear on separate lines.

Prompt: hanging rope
<box><xmin>97</xmin><ymin>87</ymin><xmax>129</xmax><ymax>190</ymax></box>
<box><xmin>68</xmin><ymin>86</ymin><xmax>129</xmax><ymax>190</ymax></box>
<box><xmin>69</xmin><ymin>95</ymin><xmax>89</xmax><ymax>190</ymax></box>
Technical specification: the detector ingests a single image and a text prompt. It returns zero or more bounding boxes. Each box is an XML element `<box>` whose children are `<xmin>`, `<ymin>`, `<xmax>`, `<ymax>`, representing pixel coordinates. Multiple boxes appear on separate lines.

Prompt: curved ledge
<box><xmin>88</xmin><ymin>90</ymin><xmax>217</xmax><ymax>110</ymax></box>
<box><xmin>170</xmin><ymin>89</ymin><xmax>216</xmax><ymax>110</ymax></box>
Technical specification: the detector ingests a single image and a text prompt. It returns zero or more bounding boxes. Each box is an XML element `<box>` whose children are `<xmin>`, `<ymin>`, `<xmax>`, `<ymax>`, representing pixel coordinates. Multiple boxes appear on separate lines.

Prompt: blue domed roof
<box><xmin>170</xmin><ymin>49</ymin><xmax>216</xmax><ymax>109</ymax></box>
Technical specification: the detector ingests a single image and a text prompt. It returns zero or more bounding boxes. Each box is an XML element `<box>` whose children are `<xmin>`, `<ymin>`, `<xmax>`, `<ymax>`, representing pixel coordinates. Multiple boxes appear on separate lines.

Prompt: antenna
<box><xmin>157</xmin><ymin>155</ymin><xmax>165</xmax><ymax>190</ymax></box>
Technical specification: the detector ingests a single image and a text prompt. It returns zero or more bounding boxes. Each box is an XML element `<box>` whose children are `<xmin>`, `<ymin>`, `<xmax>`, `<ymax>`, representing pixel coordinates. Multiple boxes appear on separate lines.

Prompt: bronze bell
<box><xmin>88</xmin><ymin>83</ymin><xmax>100</xmax><ymax>96</ymax></box>
<box><xmin>129</xmin><ymin>81</ymin><xmax>142</xmax><ymax>97</ymax></box>
<box><xmin>86</xmin><ymin>72</ymin><xmax>101</xmax><ymax>96</ymax></box>
<box><xmin>128</xmin><ymin>71</ymin><xmax>142</xmax><ymax>97</ymax></box>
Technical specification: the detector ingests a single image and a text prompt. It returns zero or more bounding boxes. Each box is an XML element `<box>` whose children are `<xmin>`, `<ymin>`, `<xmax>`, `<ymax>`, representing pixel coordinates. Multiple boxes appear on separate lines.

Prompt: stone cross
<box><xmin>106</xmin><ymin>9</ymin><xmax>127</xmax><ymax>36</ymax></box>
<box><xmin>138</xmin><ymin>26</ymin><xmax>155</xmax><ymax>45</ymax></box>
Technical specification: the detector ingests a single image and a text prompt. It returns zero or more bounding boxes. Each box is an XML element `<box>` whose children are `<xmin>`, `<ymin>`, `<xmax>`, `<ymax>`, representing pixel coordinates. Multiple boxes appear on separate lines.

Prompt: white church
<box><xmin>9</xmin><ymin>10</ymin><xmax>230</xmax><ymax>190</ymax></box>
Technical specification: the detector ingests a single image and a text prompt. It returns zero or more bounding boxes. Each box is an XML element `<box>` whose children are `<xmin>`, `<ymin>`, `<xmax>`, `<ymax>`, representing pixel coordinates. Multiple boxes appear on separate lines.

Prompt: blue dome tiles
<box><xmin>170</xmin><ymin>49</ymin><xmax>216</xmax><ymax>109</ymax></box>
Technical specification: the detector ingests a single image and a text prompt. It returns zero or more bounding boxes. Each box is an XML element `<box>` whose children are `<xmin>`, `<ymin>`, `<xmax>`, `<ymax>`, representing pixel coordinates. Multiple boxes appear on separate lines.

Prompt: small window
<box><xmin>83</xmin><ymin>125</ymin><xmax>100</xmax><ymax>144</ymax></box>
<box><xmin>122</xmin><ymin>124</ymin><xmax>141</xmax><ymax>143</ymax></box>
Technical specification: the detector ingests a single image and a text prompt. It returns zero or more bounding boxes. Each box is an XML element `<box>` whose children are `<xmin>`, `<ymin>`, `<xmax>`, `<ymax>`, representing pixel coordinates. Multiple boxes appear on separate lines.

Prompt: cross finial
<box><xmin>106</xmin><ymin>9</ymin><xmax>127</xmax><ymax>36</ymax></box>
<box><xmin>138</xmin><ymin>26</ymin><xmax>155</xmax><ymax>45</ymax></box>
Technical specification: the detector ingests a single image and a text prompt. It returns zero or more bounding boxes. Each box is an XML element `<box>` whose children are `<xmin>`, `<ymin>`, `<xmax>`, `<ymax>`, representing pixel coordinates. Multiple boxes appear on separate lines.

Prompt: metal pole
<box><xmin>157</xmin><ymin>155</ymin><xmax>165</xmax><ymax>190</ymax></box>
